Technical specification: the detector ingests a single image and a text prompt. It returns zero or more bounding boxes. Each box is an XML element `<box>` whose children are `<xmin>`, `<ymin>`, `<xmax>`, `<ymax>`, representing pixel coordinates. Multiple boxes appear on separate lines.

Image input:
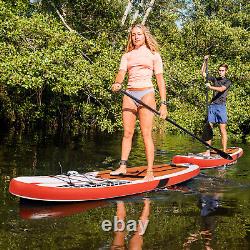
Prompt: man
<box><xmin>201</xmin><ymin>55</ymin><xmax>232</xmax><ymax>155</ymax></box>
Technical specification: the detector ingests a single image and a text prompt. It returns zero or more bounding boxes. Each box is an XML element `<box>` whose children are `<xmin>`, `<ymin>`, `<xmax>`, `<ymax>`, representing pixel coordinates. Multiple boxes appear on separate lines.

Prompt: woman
<box><xmin>111</xmin><ymin>24</ymin><xmax>168</xmax><ymax>181</ymax></box>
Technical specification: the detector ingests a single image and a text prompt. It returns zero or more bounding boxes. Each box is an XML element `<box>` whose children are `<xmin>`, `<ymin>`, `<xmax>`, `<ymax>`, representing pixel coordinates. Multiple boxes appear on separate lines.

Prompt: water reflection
<box><xmin>110</xmin><ymin>198</ymin><xmax>150</xmax><ymax>250</ymax></box>
<box><xmin>183</xmin><ymin>193</ymin><xmax>221</xmax><ymax>250</ymax></box>
<box><xmin>183</xmin><ymin>168</ymin><xmax>227</xmax><ymax>250</ymax></box>
<box><xmin>19</xmin><ymin>199</ymin><xmax>108</xmax><ymax>219</ymax></box>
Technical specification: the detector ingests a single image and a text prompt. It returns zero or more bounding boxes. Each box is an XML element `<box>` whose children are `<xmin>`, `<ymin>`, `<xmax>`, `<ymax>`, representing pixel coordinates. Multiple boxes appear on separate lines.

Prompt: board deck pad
<box><xmin>98</xmin><ymin>164</ymin><xmax>188</xmax><ymax>180</ymax></box>
<box><xmin>189</xmin><ymin>147</ymin><xmax>240</xmax><ymax>158</ymax></box>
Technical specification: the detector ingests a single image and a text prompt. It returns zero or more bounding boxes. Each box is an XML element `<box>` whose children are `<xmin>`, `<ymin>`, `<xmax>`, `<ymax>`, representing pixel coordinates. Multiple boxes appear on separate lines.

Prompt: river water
<box><xmin>0</xmin><ymin>130</ymin><xmax>249</xmax><ymax>249</ymax></box>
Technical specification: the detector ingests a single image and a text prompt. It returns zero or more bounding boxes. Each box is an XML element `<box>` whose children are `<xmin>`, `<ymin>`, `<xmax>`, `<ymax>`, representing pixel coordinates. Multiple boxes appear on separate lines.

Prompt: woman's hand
<box><xmin>111</xmin><ymin>82</ymin><xmax>122</xmax><ymax>92</ymax></box>
<box><xmin>159</xmin><ymin>104</ymin><xmax>168</xmax><ymax>119</ymax></box>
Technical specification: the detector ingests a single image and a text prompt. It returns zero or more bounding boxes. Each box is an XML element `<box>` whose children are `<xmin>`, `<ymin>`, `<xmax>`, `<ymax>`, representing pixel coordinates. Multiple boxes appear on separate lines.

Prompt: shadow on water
<box><xmin>0</xmin><ymin>130</ymin><xmax>250</xmax><ymax>249</ymax></box>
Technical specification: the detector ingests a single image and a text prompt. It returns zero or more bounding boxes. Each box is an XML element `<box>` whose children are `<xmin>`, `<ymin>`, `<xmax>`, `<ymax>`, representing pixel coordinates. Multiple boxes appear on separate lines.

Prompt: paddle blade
<box><xmin>201</xmin><ymin>121</ymin><xmax>213</xmax><ymax>141</ymax></box>
<box><xmin>216</xmin><ymin>149</ymin><xmax>233</xmax><ymax>160</ymax></box>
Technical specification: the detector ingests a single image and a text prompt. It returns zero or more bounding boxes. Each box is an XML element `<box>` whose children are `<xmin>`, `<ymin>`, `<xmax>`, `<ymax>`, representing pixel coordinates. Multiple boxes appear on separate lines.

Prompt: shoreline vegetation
<box><xmin>0</xmin><ymin>0</ymin><xmax>249</xmax><ymax>141</ymax></box>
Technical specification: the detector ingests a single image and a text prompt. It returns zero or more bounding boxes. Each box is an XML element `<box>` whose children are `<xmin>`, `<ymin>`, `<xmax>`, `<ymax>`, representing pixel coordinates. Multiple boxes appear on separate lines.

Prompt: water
<box><xmin>0</xmin><ymin>130</ymin><xmax>249</xmax><ymax>249</ymax></box>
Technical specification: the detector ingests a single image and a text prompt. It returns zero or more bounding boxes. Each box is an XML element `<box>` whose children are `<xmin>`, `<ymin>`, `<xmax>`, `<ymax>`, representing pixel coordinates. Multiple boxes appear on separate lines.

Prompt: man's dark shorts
<box><xmin>208</xmin><ymin>104</ymin><xmax>227</xmax><ymax>124</ymax></box>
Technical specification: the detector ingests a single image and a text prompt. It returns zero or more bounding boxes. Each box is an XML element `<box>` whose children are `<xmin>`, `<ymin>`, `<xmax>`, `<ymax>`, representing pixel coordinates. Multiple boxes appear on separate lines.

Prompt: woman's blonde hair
<box><xmin>126</xmin><ymin>24</ymin><xmax>159</xmax><ymax>53</ymax></box>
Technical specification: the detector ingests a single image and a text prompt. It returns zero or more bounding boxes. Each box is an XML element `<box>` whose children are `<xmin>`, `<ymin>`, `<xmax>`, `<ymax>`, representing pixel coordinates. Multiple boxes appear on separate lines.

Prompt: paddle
<box><xmin>205</xmin><ymin>58</ymin><xmax>209</xmax><ymax>116</ymax></box>
<box><xmin>201</xmin><ymin>58</ymin><xmax>213</xmax><ymax>141</ymax></box>
<box><xmin>120</xmin><ymin>89</ymin><xmax>232</xmax><ymax>160</ymax></box>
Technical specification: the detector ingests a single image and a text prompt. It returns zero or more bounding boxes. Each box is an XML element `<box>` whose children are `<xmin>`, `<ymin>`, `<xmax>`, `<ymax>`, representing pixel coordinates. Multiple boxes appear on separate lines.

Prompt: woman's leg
<box><xmin>138</xmin><ymin>92</ymin><xmax>155</xmax><ymax>180</ymax></box>
<box><xmin>129</xmin><ymin>199</ymin><xmax>150</xmax><ymax>249</ymax></box>
<box><xmin>111</xmin><ymin>95</ymin><xmax>137</xmax><ymax>175</ymax></box>
<box><xmin>111</xmin><ymin>201</ymin><xmax>126</xmax><ymax>250</ymax></box>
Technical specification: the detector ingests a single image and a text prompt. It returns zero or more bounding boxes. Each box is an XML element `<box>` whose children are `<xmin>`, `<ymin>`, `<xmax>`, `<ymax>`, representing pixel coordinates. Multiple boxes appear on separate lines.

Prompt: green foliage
<box><xmin>0</xmin><ymin>0</ymin><xmax>123</xmax><ymax>133</ymax></box>
<box><xmin>150</xmin><ymin>0</ymin><xmax>250</xmax><ymax>140</ymax></box>
<box><xmin>0</xmin><ymin>0</ymin><xmax>249</xmax><ymax>140</ymax></box>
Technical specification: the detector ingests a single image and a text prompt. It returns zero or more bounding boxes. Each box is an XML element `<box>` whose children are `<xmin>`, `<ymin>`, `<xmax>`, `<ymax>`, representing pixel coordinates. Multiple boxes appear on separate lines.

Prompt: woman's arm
<box><xmin>111</xmin><ymin>70</ymin><xmax>126</xmax><ymax>92</ymax></box>
<box><xmin>156</xmin><ymin>73</ymin><xmax>166</xmax><ymax>102</ymax></box>
<box><xmin>156</xmin><ymin>73</ymin><xmax>168</xmax><ymax>119</ymax></box>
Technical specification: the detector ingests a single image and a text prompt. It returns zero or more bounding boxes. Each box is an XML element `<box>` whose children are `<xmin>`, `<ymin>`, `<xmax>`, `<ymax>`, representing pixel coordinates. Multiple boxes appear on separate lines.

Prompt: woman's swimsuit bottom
<box><xmin>126</xmin><ymin>88</ymin><xmax>154</xmax><ymax>106</ymax></box>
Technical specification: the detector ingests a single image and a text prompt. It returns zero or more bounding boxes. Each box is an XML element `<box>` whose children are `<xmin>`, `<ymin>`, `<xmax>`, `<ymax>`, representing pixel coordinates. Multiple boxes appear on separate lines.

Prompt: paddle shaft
<box><xmin>205</xmin><ymin>58</ymin><xmax>209</xmax><ymax>116</ymax></box>
<box><xmin>121</xmin><ymin>90</ymin><xmax>232</xmax><ymax>160</ymax></box>
<box><xmin>202</xmin><ymin>58</ymin><xmax>213</xmax><ymax>141</ymax></box>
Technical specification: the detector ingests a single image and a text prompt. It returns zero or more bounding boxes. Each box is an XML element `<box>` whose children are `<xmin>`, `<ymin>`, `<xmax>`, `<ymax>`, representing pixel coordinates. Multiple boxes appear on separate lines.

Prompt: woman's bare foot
<box><xmin>142</xmin><ymin>197</ymin><xmax>151</xmax><ymax>206</ymax></box>
<box><xmin>110</xmin><ymin>160</ymin><xmax>128</xmax><ymax>176</ymax></box>
<box><xmin>143</xmin><ymin>170</ymin><xmax>154</xmax><ymax>181</ymax></box>
<box><xmin>110</xmin><ymin>165</ymin><xmax>127</xmax><ymax>176</ymax></box>
<box><xmin>202</xmin><ymin>150</ymin><xmax>210</xmax><ymax>157</ymax></box>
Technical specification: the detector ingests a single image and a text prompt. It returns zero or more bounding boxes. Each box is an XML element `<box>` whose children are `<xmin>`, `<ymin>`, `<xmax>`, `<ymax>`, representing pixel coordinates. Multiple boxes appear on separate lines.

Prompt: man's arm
<box><xmin>201</xmin><ymin>55</ymin><xmax>209</xmax><ymax>78</ymax></box>
<box><xmin>206</xmin><ymin>84</ymin><xmax>227</xmax><ymax>92</ymax></box>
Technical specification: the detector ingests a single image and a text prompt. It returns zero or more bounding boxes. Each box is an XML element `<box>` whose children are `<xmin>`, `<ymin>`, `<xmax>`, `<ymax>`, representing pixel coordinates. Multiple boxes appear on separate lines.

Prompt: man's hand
<box><xmin>206</xmin><ymin>83</ymin><xmax>211</xmax><ymax>88</ymax></box>
<box><xmin>204</xmin><ymin>55</ymin><xmax>209</xmax><ymax>61</ymax></box>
